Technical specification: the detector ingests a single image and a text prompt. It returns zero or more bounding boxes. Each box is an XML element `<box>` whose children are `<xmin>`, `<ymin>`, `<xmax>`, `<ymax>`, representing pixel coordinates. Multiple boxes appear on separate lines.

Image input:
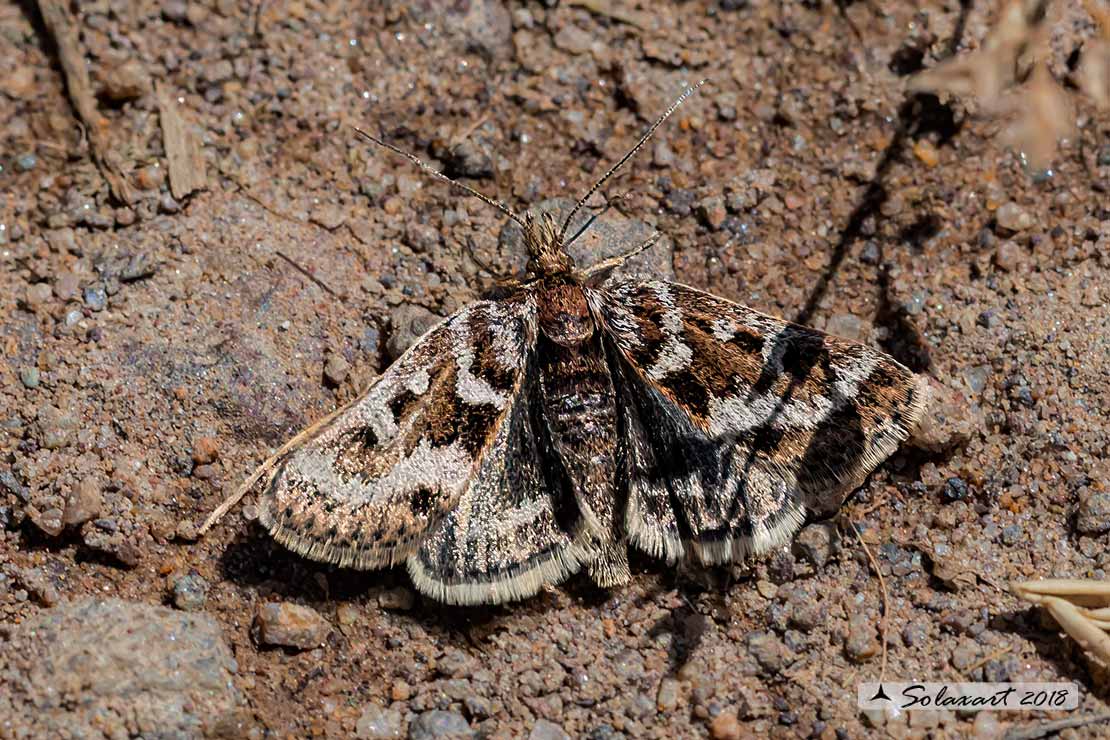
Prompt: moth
<box><xmin>201</xmin><ymin>82</ymin><xmax>928</xmax><ymax>605</ymax></box>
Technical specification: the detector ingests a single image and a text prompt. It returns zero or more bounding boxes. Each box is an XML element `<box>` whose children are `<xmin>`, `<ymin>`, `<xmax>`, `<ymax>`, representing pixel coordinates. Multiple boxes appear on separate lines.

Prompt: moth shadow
<box><xmin>216</xmin><ymin>523</ymin><xmax>580</xmax><ymax>636</ymax></box>
<box><xmin>216</xmin><ymin>523</ymin><xmax>397</xmax><ymax>604</ymax></box>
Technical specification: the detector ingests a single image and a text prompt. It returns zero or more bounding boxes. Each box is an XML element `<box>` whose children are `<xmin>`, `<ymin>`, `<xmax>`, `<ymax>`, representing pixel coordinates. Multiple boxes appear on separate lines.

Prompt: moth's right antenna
<box><xmin>558</xmin><ymin>79</ymin><xmax>708</xmax><ymax>246</ymax></box>
<box><xmin>352</xmin><ymin>126</ymin><xmax>526</xmax><ymax>229</ymax></box>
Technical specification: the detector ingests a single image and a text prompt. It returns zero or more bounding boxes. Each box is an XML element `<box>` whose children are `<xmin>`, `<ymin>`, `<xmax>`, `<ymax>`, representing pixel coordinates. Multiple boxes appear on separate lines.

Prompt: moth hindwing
<box><xmin>209</xmin><ymin>83</ymin><xmax>927</xmax><ymax>605</ymax></box>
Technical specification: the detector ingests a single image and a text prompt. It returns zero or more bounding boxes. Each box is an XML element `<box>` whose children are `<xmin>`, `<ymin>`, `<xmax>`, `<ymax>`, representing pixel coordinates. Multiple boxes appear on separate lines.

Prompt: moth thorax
<box><xmin>538</xmin><ymin>283</ymin><xmax>594</xmax><ymax>347</ymax></box>
<box><xmin>524</xmin><ymin>212</ymin><xmax>575</xmax><ymax>276</ymax></box>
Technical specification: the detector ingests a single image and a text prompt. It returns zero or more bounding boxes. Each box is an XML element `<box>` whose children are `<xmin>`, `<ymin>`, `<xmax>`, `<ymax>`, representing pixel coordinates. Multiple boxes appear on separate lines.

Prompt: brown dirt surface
<box><xmin>2</xmin><ymin>1</ymin><xmax>1109</xmax><ymax>738</ymax></box>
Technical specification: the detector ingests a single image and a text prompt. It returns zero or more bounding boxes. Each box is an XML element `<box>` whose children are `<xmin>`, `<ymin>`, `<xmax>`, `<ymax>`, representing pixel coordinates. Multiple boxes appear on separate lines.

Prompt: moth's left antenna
<box><xmin>352</xmin><ymin>126</ymin><xmax>526</xmax><ymax>229</ymax></box>
<box><xmin>558</xmin><ymin>79</ymin><xmax>708</xmax><ymax>246</ymax></box>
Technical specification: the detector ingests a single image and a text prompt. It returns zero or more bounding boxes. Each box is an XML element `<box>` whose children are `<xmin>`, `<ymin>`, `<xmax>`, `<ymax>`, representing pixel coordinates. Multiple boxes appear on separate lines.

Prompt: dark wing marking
<box><xmin>591</xmin><ymin>280</ymin><xmax>928</xmax><ymax>564</ymax></box>
<box><xmin>257</xmin><ymin>296</ymin><xmax>537</xmax><ymax>570</ymax></box>
<box><xmin>406</xmin><ymin>372</ymin><xmax>594</xmax><ymax>605</ymax></box>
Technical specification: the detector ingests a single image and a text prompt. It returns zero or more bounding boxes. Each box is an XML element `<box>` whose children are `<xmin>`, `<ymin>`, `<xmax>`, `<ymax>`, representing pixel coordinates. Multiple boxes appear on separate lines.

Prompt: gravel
<box><xmin>3</xmin><ymin>1</ymin><xmax>1108</xmax><ymax>736</ymax></box>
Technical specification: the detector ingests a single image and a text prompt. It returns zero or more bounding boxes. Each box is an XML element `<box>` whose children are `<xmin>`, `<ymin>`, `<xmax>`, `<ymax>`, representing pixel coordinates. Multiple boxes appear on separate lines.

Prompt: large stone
<box><xmin>0</xmin><ymin>598</ymin><xmax>243</xmax><ymax>737</ymax></box>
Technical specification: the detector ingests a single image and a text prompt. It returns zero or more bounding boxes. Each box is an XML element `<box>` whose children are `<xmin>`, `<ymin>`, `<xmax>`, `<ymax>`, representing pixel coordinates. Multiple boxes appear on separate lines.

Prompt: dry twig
<box><xmin>156</xmin><ymin>83</ymin><xmax>207</xmax><ymax>200</ymax></box>
<box><xmin>37</xmin><ymin>0</ymin><xmax>134</xmax><ymax>203</ymax></box>
<box><xmin>850</xmin><ymin>519</ymin><xmax>889</xmax><ymax>684</ymax></box>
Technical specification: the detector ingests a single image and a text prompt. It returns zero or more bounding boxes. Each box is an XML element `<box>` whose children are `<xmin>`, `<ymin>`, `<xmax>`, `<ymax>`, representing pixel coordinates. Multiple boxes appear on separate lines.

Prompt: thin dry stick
<box><xmin>1004</xmin><ymin>712</ymin><xmax>1110</xmax><ymax>740</ymax></box>
<box><xmin>275</xmin><ymin>250</ymin><xmax>344</xmax><ymax>299</ymax></box>
<box><xmin>558</xmin><ymin>78</ymin><xmax>708</xmax><ymax>245</ymax></box>
<box><xmin>964</xmin><ymin>642</ymin><xmax>1014</xmax><ymax>675</ymax></box>
<box><xmin>157</xmin><ymin>83</ymin><xmax>207</xmax><ymax>200</ymax></box>
<box><xmin>449</xmin><ymin>113</ymin><xmax>491</xmax><ymax>147</ymax></box>
<box><xmin>37</xmin><ymin>0</ymin><xmax>134</xmax><ymax>204</ymax></box>
<box><xmin>198</xmin><ymin>404</ymin><xmax>348</xmax><ymax>535</ymax></box>
<box><xmin>850</xmin><ymin>519</ymin><xmax>889</xmax><ymax>684</ymax></box>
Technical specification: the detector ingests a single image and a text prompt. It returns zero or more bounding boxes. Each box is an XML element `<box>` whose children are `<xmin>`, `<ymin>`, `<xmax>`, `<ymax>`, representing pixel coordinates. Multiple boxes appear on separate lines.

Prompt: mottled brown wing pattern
<box><xmin>258</xmin><ymin>296</ymin><xmax>537</xmax><ymax>570</ymax></box>
<box><xmin>407</xmin><ymin>372</ymin><xmax>596</xmax><ymax>605</ymax></box>
<box><xmin>591</xmin><ymin>280</ymin><xmax>928</xmax><ymax>564</ymax></box>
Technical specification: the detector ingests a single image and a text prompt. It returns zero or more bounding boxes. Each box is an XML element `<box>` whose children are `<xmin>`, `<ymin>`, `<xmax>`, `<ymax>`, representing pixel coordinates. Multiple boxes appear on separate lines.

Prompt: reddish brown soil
<box><xmin>1</xmin><ymin>1</ymin><xmax>1108</xmax><ymax>738</ymax></box>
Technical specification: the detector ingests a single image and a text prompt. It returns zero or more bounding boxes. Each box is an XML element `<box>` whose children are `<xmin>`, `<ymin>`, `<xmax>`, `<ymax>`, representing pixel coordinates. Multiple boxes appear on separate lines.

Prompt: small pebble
<box><xmin>995</xmin><ymin>201</ymin><xmax>1034</xmax><ymax>232</ymax></box>
<box><xmin>378</xmin><ymin>586</ymin><xmax>415</xmax><ymax>611</ymax></box>
<box><xmin>83</xmin><ymin>285</ymin><xmax>107</xmax><ymax>311</ymax></box>
<box><xmin>972</xmin><ymin>710</ymin><xmax>1003</xmax><ymax>739</ymax></box>
<box><xmin>1076</xmin><ymin>489</ymin><xmax>1110</xmax><ymax>535</ymax></box>
<box><xmin>100</xmin><ymin>58</ymin><xmax>151</xmax><ymax>101</ymax></box>
<box><xmin>355</xmin><ymin>704</ymin><xmax>404</xmax><ymax>739</ymax></box>
<box><xmin>37</xmin><ymin>404</ymin><xmax>77</xmax><ymax>450</ymax></box>
<box><xmin>63</xmin><ymin>478</ymin><xmax>103</xmax><ymax>526</ymax></box>
<box><xmin>942</xmin><ymin>477</ymin><xmax>969</xmax><ymax>503</ymax></box>
<box><xmin>191</xmin><ymin>436</ymin><xmax>220</xmax><ymax>465</ymax></box>
<box><xmin>160</xmin><ymin>194</ymin><xmax>181</xmax><ymax>213</ymax></box>
<box><xmin>15</xmin><ymin>153</ymin><xmax>37</xmax><ymax>172</ymax></box>
<box><xmin>746</xmin><ymin>631</ymin><xmax>792</xmax><ymax>674</ymax></box>
<box><xmin>1</xmin><ymin>66</ymin><xmax>35</xmax><ymax>99</ymax></box>
<box><xmin>324</xmin><ymin>353</ymin><xmax>351</xmax><ymax>386</ymax></box>
<box><xmin>912</xmin><ymin>139</ymin><xmax>939</xmax><ymax>167</ymax></box>
<box><xmin>859</xmin><ymin>241</ymin><xmax>881</xmax><ymax>264</ymax></box>
<box><xmin>19</xmin><ymin>367</ymin><xmax>39</xmax><ymax>389</ymax></box>
<box><xmin>54</xmin><ymin>271</ymin><xmax>80</xmax><ymax>300</ymax></box>
<box><xmin>32</xmin><ymin>508</ymin><xmax>65</xmax><ymax>537</ymax></box>
<box><xmin>708</xmin><ymin>709</ymin><xmax>741</xmax><ymax>740</ymax></box>
<box><xmin>755</xmin><ymin>580</ymin><xmax>778</xmax><ymax>600</ymax></box>
<box><xmin>792</xmin><ymin>522</ymin><xmax>837</xmax><ymax>568</ymax></box>
<box><xmin>25</xmin><ymin>282</ymin><xmax>53</xmax><ymax>308</ymax></box>
<box><xmin>404</xmin><ymin>222</ymin><xmax>440</xmax><ymax>252</ymax></box>
<box><xmin>387</xmin><ymin>305</ymin><xmax>441</xmax><ymax>361</ymax></box>
<box><xmin>408</xmin><ymin>710</ymin><xmax>474</xmax><ymax>740</ymax></box>
<box><xmin>391</xmin><ymin>679</ymin><xmax>412</xmax><ymax>701</ymax></box>
<box><xmin>445</xmin><ymin>139</ymin><xmax>493</xmax><ymax>179</ymax></box>
<box><xmin>844</xmin><ymin>612</ymin><xmax>879</xmax><ymax>662</ymax></box>
<box><xmin>528</xmin><ymin>719</ymin><xmax>570</xmax><ymax>740</ymax></box>
<box><xmin>311</xmin><ymin>203</ymin><xmax>347</xmax><ymax>230</ymax></box>
<box><xmin>171</xmin><ymin>573</ymin><xmax>209</xmax><ymax>611</ymax></box>
<box><xmin>162</xmin><ymin>0</ymin><xmax>188</xmax><ymax>22</ymax></box>
<box><xmin>336</xmin><ymin>603</ymin><xmax>360</xmax><ymax>626</ymax></box>
<box><xmin>254</xmin><ymin>602</ymin><xmax>330</xmax><ymax>650</ymax></box>
<box><xmin>656</xmin><ymin>677</ymin><xmax>680</xmax><ymax>712</ymax></box>
<box><xmin>697</xmin><ymin>196</ymin><xmax>727</xmax><ymax>230</ymax></box>
<box><xmin>16</xmin><ymin>566</ymin><xmax>59</xmax><ymax>606</ymax></box>
<box><xmin>993</xmin><ymin>240</ymin><xmax>1023</xmax><ymax>272</ymax></box>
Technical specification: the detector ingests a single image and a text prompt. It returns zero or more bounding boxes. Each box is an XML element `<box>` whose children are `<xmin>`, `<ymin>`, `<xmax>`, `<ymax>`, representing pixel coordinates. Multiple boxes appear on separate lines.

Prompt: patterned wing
<box><xmin>258</xmin><ymin>296</ymin><xmax>537</xmax><ymax>570</ymax></box>
<box><xmin>591</xmin><ymin>280</ymin><xmax>928</xmax><ymax>565</ymax></box>
<box><xmin>406</xmin><ymin>383</ymin><xmax>595</xmax><ymax>605</ymax></box>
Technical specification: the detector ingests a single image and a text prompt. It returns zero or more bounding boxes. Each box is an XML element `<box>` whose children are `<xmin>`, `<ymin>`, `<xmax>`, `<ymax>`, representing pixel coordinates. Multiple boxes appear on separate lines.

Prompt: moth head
<box><xmin>524</xmin><ymin>212</ymin><xmax>575</xmax><ymax>276</ymax></box>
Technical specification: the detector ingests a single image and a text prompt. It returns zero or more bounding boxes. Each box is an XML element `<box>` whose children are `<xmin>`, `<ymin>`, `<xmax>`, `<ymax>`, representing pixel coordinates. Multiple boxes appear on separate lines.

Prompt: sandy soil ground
<box><xmin>1</xmin><ymin>0</ymin><xmax>1109</xmax><ymax>738</ymax></box>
